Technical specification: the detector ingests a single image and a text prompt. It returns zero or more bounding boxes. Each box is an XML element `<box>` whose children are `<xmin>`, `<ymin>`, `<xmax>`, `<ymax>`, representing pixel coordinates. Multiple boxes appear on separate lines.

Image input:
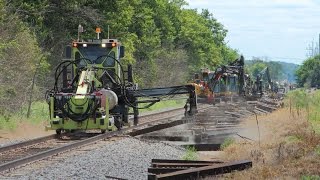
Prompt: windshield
<box><xmin>77</xmin><ymin>45</ymin><xmax>111</xmax><ymax>62</ymax></box>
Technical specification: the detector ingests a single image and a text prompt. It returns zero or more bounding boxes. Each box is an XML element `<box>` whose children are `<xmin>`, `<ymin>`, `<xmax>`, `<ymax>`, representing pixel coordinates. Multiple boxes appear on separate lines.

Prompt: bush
<box><xmin>182</xmin><ymin>146</ymin><xmax>198</xmax><ymax>160</ymax></box>
<box><xmin>220</xmin><ymin>137</ymin><xmax>235</xmax><ymax>150</ymax></box>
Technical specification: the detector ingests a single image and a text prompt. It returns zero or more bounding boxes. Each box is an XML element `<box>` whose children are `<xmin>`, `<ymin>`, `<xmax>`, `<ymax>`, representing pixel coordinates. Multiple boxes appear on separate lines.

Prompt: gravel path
<box><xmin>2</xmin><ymin>137</ymin><xmax>185</xmax><ymax>180</ymax></box>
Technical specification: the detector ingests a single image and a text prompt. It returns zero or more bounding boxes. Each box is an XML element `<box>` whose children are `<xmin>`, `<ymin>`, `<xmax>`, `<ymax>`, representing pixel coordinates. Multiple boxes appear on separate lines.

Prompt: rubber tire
<box><xmin>133</xmin><ymin>108</ymin><xmax>139</xmax><ymax>126</ymax></box>
<box><xmin>56</xmin><ymin>129</ymin><xmax>62</xmax><ymax>135</ymax></box>
<box><xmin>114</xmin><ymin>117</ymin><xmax>122</xmax><ymax>130</ymax></box>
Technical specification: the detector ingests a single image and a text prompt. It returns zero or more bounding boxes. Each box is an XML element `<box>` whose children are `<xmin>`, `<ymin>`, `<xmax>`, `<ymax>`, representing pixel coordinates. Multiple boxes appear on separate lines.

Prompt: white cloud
<box><xmin>185</xmin><ymin>0</ymin><xmax>320</xmax><ymax>64</ymax></box>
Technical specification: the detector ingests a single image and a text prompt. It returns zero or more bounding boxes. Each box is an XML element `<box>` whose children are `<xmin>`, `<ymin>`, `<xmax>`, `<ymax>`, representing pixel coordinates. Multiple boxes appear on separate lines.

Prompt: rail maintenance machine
<box><xmin>46</xmin><ymin>26</ymin><xmax>197</xmax><ymax>134</ymax></box>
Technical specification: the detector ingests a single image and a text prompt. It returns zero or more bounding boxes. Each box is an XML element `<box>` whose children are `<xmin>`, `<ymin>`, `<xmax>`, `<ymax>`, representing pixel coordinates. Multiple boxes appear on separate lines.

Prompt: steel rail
<box><xmin>148</xmin><ymin>160</ymin><xmax>252</xmax><ymax>179</ymax></box>
<box><xmin>0</xmin><ymin>135</ymin><xmax>58</xmax><ymax>154</ymax></box>
<box><xmin>0</xmin><ymin>106</ymin><xmax>191</xmax><ymax>156</ymax></box>
<box><xmin>0</xmin><ymin>106</ymin><xmax>211</xmax><ymax>172</ymax></box>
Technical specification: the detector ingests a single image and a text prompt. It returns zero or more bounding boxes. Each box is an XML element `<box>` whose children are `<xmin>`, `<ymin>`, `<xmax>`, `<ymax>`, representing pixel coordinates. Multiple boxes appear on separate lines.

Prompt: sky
<box><xmin>185</xmin><ymin>0</ymin><xmax>320</xmax><ymax>64</ymax></box>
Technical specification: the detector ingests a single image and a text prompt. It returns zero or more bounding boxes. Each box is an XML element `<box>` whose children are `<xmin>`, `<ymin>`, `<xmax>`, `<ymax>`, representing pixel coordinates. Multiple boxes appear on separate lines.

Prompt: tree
<box><xmin>0</xmin><ymin>1</ymin><xmax>49</xmax><ymax>114</ymax></box>
<box><xmin>296</xmin><ymin>55</ymin><xmax>320</xmax><ymax>88</ymax></box>
<box><xmin>6</xmin><ymin>0</ymin><xmax>237</xmax><ymax>89</ymax></box>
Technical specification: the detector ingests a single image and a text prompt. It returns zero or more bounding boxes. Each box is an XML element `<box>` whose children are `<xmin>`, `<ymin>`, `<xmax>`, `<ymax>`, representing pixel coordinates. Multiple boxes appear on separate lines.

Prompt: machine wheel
<box><xmin>122</xmin><ymin>109</ymin><xmax>129</xmax><ymax>124</ymax></box>
<box><xmin>56</xmin><ymin>129</ymin><xmax>62</xmax><ymax>135</ymax></box>
<box><xmin>133</xmin><ymin>108</ymin><xmax>139</xmax><ymax>126</ymax></box>
<box><xmin>114</xmin><ymin>116</ymin><xmax>122</xmax><ymax>130</ymax></box>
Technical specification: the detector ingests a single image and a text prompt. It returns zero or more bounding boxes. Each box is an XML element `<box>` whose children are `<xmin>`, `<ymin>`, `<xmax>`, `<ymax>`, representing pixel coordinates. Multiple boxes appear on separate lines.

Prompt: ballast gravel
<box><xmin>0</xmin><ymin>140</ymin><xmax>24</xmax><ymax>147</ymax></box>
<box><xmin>7</xmin><ymin>137</ymin><xmax>185</xmax><ymax>180</ymax></box>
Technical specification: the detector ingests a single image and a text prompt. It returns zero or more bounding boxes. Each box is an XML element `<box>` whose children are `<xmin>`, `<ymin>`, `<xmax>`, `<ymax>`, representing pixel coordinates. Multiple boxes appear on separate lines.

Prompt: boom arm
<box><xmin>258</xmin><ymin>67</ymin><xmax>277</xmax><ymax>92</ymax></box>
<box><xmin>127</xmin><ymin>85</ymin><xmax>197</xmax><ymax>115</ymax></box>
<box><xmin>208</xmin><ymin>55</ymin><xmax>245</xmax><ymax>95</ymax></box>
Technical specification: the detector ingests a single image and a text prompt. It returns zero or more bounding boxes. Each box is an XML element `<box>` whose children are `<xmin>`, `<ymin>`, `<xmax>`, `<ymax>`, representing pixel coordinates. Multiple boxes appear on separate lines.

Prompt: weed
<box><xmin>220</xmin><ymin>137</ymin><xmax>235</xmax><ymax>150</ymax></box>
<box><xmin>315</xmin><ymin>146</ymin><xmax>320</xmax><ymax>156</ymax></box>
<box><xmin>182</xmin><ymin>146</ymin><xmax>198</xmax><ymax>160</ymax></box>
<box><xmin>285</xmin><ymin>89</ymin><xmax>320</xmax><ymax>132</ymax></box>
<box><xmin>286</xmin><ymin>135</ymin><xmax>303</xmax><ymax>143</ymax></box>
<box><xmin>301</xmin><ymin>175</ymin><xmax>320</xmax><ymax>180</ymax></box>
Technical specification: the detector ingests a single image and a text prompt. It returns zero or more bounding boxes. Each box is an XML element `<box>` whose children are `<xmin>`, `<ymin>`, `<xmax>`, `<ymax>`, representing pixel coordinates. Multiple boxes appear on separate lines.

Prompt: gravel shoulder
<box><xmin>1</xmin><ymin>137</ymin><xmax>185</xmax><ymax>180</ymax></box>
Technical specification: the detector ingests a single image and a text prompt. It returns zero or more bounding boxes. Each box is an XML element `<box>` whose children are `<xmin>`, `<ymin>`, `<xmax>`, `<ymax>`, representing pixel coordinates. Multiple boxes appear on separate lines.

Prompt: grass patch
<box><xmin>25</xmin><ymin>101</ymin><xmax>49</xmax><ymax>125</ymax></box>
<box><xmin>220</xmin><ymin>137</ymin><xmax>235</xmax><ymax>150</ymax></box>
<box><xmin>311</xmin><ymin>121</ymin><xmax>320</xmax><ymax>134</ymax></box>
<box><xmin>285</xmin><ymin>89</ymin><xmax>320</xmax><ymax>133</ymax></box>
<box><xmin>301</xmin><ymin>175</ymin><xmax>320</xmax><ymax>180</ymax></box>
<box><xmin>182</xmin><ymin>146</ymin><xmax>198</xmax><ymax>160</ymax></box>
<box><xmin>222</xmin><ymin>104</ymin><xmax>320</xmax><ymax>178</ymax></box>
<box><xmin>138</xmin><ymin>98</ymin><xmax>186</xmax><ymax>113</ymax></box>
<box><xmin>315</xmin><ymin>146</ymin><xmax>320</xmax><ymax>156</ymax></box>
<box><xmin>0</xmin><ymin>116</ymin><xmax>17</xmax><ymax>130</ymax></box>
<box><xmin>0</xmin><ymin>101</ymin><xmax>48</xmax><ymax>130</ymax></box>
<box><xmin>285</xmin><ymin>135</ymin><xmax>303</xmax><ymax>143</ymax></box>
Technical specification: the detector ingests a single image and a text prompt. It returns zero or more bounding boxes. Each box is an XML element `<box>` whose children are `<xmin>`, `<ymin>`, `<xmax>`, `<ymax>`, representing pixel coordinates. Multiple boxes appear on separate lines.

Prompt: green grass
<box><xmin>182</xmin><ymin>146</ymin><xmax>198</xmax><ymax>160</ymax></box>
<box><xmin>285</xmin><ymin>89</ymin><xmax>320</xmax><ymax>134</ymax></box>
<box><xmin>301</xmin><ymin>175</ymin><xmax>320</xmax><ymax>180</ymax></box>
<box><xmin>25</xmin><ymin>101</ymin><xmax>49</xmax><ymax>124</ymax></box>
<box><xmin>0</xmin><ymin>101</ymin><xmax>49</xmax><ymax>130</ymax></box>
<box><xmin>0</xmin><ymin>116</ymin><xmax>17</xmax><ymax>130</ymax></box>
<box><xmin>137</xmin><ymin>98</ymin><xmax>186</xmax><ymax>114</ymax></box>
<box><xmin>310</xmin><ymin>121</ymin><xmax>320</xmax><ymax>134</ymax></box>
<box><xmin>285</xmin><ymin>135</ymin><xmax>303</xmax><ymax>143</ymax></box>
<box><xmin>220</xmin><ymin>137</ymin><xmax>235</xmax><ymax>150</ymax></box>
<box><xmin>315</xmin><ymin>146</ymin><xmax>320</xmax><ymax>156</ymax></box>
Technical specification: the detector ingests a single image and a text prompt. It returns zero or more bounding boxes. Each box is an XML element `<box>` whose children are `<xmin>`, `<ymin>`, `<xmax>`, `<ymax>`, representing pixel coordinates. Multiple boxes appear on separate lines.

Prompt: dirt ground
<box><xmin>199</xmin><ymin>107</ymin><xmax>320</xmax><ymax>179</ymax></box>
<box><xmin>0</xmin><ymin>122</ymin><xmax>53</xmax><ymax>144</ymax></box>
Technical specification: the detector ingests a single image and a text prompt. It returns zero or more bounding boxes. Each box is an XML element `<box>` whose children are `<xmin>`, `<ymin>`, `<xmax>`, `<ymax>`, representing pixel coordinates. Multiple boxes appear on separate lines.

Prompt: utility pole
<box><xmin>318</xmin><ymin>33</ymin><xmax>320</xmax><ymax>55</ymax></box>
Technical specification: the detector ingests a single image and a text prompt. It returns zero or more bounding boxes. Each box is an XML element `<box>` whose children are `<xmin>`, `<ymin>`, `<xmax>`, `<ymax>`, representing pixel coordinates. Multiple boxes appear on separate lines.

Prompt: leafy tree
<box><xmin>0</xmin><ymin>1</ymin><xmax>49</xmax><ymax>114</ymax></box>
<box><xmin>5</xmin><ymin>0</ymin><xmax>238</xmax><ymax>89</ymax></box>
<box><xmin>296</xmin><ymin>55</ymin><xmax>320</xmax><ymax>88</ymax></box>
<box><xmin>245</xmin><ymin>59</ymin><xmax>285</xmax><ymax>83</ymax></box>
<box><xmin>247</xmin><ymin>60</ymin><xmax>267</xmax><ymax>77</ymax></box>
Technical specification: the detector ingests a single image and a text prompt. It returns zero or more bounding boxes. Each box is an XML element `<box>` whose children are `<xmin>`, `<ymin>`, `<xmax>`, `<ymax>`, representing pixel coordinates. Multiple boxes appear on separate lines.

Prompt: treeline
<box><xmin>296</xmin><ymin>55</ymin><xmax>320</xmax><ymax>88</ymax></box>
<box><xmin>0</xmin><ymin>0</ymin><xmax>237</xmax><ymax>114</ymax></box>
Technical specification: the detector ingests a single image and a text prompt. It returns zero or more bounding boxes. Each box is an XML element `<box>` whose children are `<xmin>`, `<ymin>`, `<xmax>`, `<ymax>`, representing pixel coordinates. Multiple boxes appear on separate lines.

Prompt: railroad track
<box><xmin>0</xmin><ymin>105</ymin><xmax>211</xmax><ymax>173</ymax></box>
<box><xmin>148</xmin><ymin>159</ymin><xmax>252</xmax><ymax>179</ymax></box>
<box><xmin>139</xmin><ymin>97</ymin><xmax>281</xmax><ymax>150</ymax></box>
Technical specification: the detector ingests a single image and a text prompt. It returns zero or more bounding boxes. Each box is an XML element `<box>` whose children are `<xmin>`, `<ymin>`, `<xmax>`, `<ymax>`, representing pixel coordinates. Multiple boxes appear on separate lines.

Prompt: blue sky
<box><xmin>185</xmin><ymin>0</ymin><xmax>320</xmax><ymax>64</ymax></box>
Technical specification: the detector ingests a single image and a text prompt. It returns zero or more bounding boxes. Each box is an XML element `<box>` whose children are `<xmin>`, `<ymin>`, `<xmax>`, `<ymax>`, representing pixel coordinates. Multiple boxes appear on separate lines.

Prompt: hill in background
<box><xmin>278</xmin><ymin>61</ymin><xmax>299</xmax><ymax>83</ymax></box>
<box><xmin>245</xmin><ymin>60</ymin><xmax>299</xmax><ymax>83</ymax></box>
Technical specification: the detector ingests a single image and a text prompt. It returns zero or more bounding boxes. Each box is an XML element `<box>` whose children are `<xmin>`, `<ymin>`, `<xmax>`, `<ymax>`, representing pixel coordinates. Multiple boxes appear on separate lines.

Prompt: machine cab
<box><xmin>63</xmin><ymin>38</ymin><xmax>125</xmax><ymax>90</ymax></box>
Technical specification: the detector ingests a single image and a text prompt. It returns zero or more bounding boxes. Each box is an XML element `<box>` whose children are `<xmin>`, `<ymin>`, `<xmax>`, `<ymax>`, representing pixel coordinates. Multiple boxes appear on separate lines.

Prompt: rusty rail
<box><xmin>148</xmin><ymin>159</ymin><xmax>252</xmax><ymax>180</ymax></box>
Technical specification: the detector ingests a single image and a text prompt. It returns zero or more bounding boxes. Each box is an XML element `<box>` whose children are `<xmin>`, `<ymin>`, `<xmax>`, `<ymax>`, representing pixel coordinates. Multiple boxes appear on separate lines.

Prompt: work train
<box><xmin>45</xmin><ymin>26</ymin><xmax>279</xmax><ymax>134</ymax></box>
<box><xmin>191</xmin><ymin>56</ymin><xmax>245</xmax><ymax>102</ymax></box>
<box><xmin>191</xmin><ymin>56</ymin><xmax>281</xmax><ymax>102</ymax></box>
<box><xmin>46</xmin><ymin>26</ymin><xmax>197</xmax><ymax>134</ymax></box>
